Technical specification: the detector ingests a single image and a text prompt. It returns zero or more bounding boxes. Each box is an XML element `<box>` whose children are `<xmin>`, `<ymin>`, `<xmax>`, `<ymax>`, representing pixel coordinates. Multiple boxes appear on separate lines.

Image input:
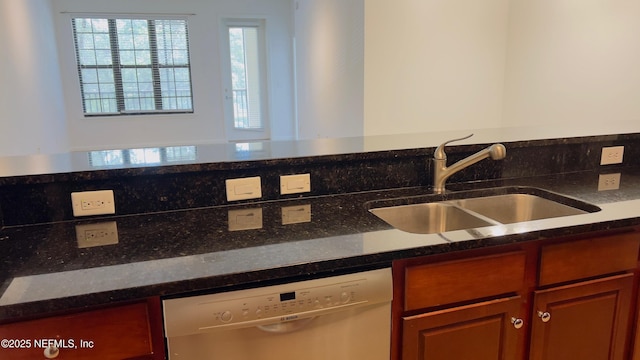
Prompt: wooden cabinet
<box><xmin>530</xmin><ymin>274</ymin><xmax>633</xmax><ymax>360</ymax></box>
<box><xmin>396</xmin><ymin>251</ymin><xmax>528</xmax><ymax>360</ymax></box>
<box><xmin>538</xmin><ymin>232</ymin><xmax>639</xmax><ymax>286</ymax></box>
<box><xmin>533</xmin><ymin>233</ymin><xmax>639</xmax><ymax>360</ymax></box>
<box><xmin>403</xmin><ymin>251</ymin><xmax>527</xmax><ymax>311</ymax></box>
<box><xmin>0</xmin><ymin>298</ymin><xmax>165</xmax><ymax>360</ymax></box>
<box><xmin>402</xmin><ymin>296</ymin><xmax>523</xmax><ymax>360</ymax></box>
<box><xmin>394</xmin><ymin>231</ymin><xmax>640</xmax><ymax>360</ymax></box>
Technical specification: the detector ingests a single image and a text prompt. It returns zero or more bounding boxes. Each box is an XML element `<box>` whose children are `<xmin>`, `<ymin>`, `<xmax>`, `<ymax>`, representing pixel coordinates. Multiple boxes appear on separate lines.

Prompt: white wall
<box><xmin>294</xmin><ymin>0</ymin><xmax>364</xmax><ymax>139</ymax></box>
<box><xmin>50</xmin><ymin>0</ymin><xmax>294</xmax><ymax>151</ymax></box>
<box><xmin>364</xmin><ymin>0</ymin><xmax>640</xmax><ymax>138</ymax></box>
<box><xmin>364</xmin><ymin>0</ymin><xmax>510</xmax><ymax>136</ymax></box>
<box><xmin>503</xmin><ymin>0</ymin><xmax>640</xmax><ymax>132</ymax></box>
<box><xmin>6</xmin><ymin>0</ymin><xmax>640</xmax><ymax>157</ymax></box>
<box><xmin>0</xmin><ymin>0</ymin><xmax>69</xmax><ymax>156</ymax></box>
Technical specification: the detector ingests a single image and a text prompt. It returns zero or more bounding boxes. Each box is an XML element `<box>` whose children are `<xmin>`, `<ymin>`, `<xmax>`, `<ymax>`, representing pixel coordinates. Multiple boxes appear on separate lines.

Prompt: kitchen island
<box><xmin>1</xmin><ymin>131</ymin><xmax>639</xmax><ymax>359</ymax></box>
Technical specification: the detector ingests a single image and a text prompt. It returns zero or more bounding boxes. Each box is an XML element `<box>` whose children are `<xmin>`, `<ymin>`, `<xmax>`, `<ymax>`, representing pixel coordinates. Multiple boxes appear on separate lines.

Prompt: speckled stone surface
<box><xmin>0</xmin><ymin>150</ymin><xmax>429</xmax><ymax>226</ymax></box>
<box><xmin>1</xmin><ymin>132</ymin><xmax>639</xmax><ymax>227</ymax></box>
<box><xmin>1</xmin><ymin>131</ymin><xmax>640</xmax><ymax>321</ymax></box>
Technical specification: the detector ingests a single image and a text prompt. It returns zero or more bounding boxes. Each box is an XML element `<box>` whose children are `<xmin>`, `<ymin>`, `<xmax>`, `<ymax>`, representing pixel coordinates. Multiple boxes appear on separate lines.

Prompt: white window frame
<box><xmin>69</xmin><ymin>14</ymin><xmax>195</xmax><ymax>117</ymax></box>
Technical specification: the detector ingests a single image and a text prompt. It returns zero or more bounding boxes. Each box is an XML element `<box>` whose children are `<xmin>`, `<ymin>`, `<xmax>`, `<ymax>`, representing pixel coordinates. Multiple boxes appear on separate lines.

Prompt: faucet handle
<box><xmin>434</xmin><ymin>133</ymin><xmax>474</xmax><ymax>160</ymax></box>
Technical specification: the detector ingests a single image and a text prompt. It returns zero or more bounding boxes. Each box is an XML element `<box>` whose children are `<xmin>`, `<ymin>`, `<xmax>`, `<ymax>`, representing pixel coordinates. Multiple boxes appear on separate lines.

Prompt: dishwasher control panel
<box><xmin>212</xmin><ymin>281</ymin><xmax>360</xmax><ymax>325</ymax></box>
<box><xmin>163</xmin><ymin>268</ymin><xmax>392</xmax><ymax>337</ymax></box>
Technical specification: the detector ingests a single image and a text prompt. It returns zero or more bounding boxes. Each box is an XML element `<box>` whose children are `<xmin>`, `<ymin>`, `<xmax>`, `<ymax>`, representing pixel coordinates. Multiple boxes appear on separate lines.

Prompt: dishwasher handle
<box><xmin>256</xmin><ymin>317</ymin><xmax>316</xmax><ymax>334</ymax></box>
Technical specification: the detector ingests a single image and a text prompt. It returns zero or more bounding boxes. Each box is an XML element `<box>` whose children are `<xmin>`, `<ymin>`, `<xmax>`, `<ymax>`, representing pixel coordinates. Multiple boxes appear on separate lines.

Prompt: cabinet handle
<box><xmin>537</xmin><ymin>311</ymin><xmax>551</xmax><ymax>323</ymax></box>
<box><xmin>44</xmin><ymin>346</ymin><xmax>59</xmax><ymax>359</ymax></box>
<box><xmin>511</xmin><ymin>317</ymin><xmax>524</xmax><ymax>329</ymax></box>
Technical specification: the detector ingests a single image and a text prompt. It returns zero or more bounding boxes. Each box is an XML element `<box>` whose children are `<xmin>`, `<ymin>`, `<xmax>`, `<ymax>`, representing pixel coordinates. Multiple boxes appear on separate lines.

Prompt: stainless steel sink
<box><xmin>369</xmin><ymin>203</ymin><xmax>495</xmax><ymax>234</ymax></box>
<box><xmin>367</xmin><ymin>187</ymin><xmax>601</xmax><ymax>234</ymax></box>
<box><xmin>450</xmin><ymin>194</ymin><xmax>589</xmax><ymax>224</ymax></box>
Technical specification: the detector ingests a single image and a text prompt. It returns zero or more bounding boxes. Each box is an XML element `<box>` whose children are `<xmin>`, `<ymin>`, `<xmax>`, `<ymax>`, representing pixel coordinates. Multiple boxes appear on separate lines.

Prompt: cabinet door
<box><xmin>529</xmin><ymin>273</ymin><xmax>633</xmax><ymax>360</ymax></box>
<box><xmin>402</xmin><ymin>296</ymin><xmax>524</xmax><ymax>360</ymax></box>
<box><xmin>0</xmin><ymin>299</ymin><xmax>164</xmax><ymax>360</ymax></box>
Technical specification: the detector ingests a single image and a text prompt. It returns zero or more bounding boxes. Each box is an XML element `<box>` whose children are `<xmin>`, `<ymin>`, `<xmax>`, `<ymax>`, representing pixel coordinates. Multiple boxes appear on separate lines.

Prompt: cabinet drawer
<box><xmin>0</xmin><ymin>300</ymin><xmax>161</xmax><ymax>360</ymax></box>
<box><xmin>405</xmin><ymin>251</ymin><xmax>526</xmax><ymax>311</ymax></box>
<box><xmin>539</xmin><ymin>232</ymin><xmax>640</xmax><ymax>287</ymax></box>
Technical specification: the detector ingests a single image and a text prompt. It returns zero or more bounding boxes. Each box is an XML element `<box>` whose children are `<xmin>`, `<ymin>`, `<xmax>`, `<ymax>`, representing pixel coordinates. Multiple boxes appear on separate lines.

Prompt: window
<box><xmin>72</xmin><ymin>17</ymin><xmax>193</xmax><ymax>116</ymax></box>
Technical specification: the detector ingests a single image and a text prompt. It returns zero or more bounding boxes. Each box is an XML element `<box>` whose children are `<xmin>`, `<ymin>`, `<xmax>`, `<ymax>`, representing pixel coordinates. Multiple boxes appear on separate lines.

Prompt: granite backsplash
<box><xmin>0</xmin><ymin>133</ymin><xmax>638</xmax><ymax>227</ymax></box>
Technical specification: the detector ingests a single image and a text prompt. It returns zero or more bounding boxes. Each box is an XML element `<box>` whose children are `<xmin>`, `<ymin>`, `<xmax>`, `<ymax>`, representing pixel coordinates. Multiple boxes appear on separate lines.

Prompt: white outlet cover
<box><xmin>76</xmin><ymin>221</ymin><xmax>119</xmax><ymax>248</ymax></box>
<box><xmin>71</xmin><ymin>190</ymin><xmax>116</xmax><ymax>217</ymax></box>
<box><xmin>600</xmin><ymin>146</ymin><xmax>624</xmax><ymax>165</ymax></box>
<box><xmin>598</xmin><ymin>173</ymin><xmax>621</xmax><ymax>191</ymax></box>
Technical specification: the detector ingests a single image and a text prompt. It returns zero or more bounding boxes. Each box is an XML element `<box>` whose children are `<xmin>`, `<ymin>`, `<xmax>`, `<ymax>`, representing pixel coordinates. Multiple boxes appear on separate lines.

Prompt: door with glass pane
<box><xmin>221</xmin><ymin>19</ymin><xmax>269</xmax><ymax>141</ymax></box>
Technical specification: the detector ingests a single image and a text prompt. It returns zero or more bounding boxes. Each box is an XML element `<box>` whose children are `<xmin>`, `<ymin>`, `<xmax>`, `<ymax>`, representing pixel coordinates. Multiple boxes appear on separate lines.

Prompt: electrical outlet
<box><xmin>598</xmin><ymin>173</ymin><xmax>621</xmax><ymax>191</ymax></box>
<box><xmin>280</xmin><ymin>174</ymin><xmax>311</xmax><ymax>195</ymax></box>
<box><xmin>225</xmin><ymin>177</ymin><xmax>262</xmax><ymax>201</ymax></box>
<box><xmin>600</xmin><ymin>146</ymin><xmax>624</xmax><ymax>165</ymax></box>
<box><xmin>71</xmin><ymin>190</ymin><xmax>115</xmax><ymax>217</ymax></box>
<box><xmin>281</xmin><ymin>204</ymin><xmax>312</xmax><ymax>225</ymax></box>
<box><xmin>76</xmin><ymin>221</ymin><xmax>119</xmax><ymax>248</ymax></box>
<box><xmin>228</xmin><ymin>208</ymin><xmax>263</xmax><ymax>231</ymax></box>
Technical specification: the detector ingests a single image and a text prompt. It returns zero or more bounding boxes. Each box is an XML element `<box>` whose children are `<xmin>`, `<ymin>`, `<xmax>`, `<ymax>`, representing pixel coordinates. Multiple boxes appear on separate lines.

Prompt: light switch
<box><xmin>282</xmin><ymin>204</ymin><xmax>312</xmax><ymax>225</ymax></box>
<box><xmin>228</xmin><ymin>208</ymin><xmax>263</xmax><ymax>231</ymax></box>
<box><xmin>226</xmin><ymin>177</ymin><xmax>262</xmax><ymax>201</ymax></box>
<box><xmin>280</xmin><ymin>174</ymin><xmax>311</xmax><ymax>195</ymax></box>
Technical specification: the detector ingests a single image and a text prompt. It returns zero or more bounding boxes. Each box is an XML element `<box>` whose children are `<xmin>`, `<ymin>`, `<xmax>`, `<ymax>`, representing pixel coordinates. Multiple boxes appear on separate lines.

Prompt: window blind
<box><xmin>72</xmin><ymin>17</ymin><xmax>194</xmax><ymax>116</ymax></box>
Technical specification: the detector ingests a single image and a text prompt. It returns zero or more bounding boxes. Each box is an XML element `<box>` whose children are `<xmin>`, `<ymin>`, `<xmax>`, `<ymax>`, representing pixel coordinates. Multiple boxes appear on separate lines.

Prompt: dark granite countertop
<box><xmin>2</xmin><ymin>128</ymin><xmax>638</xmax><ymax>185</ymax></box>
<box><xmin>2</xmin><ymin>166</ymin><xmax>640</xmax><ymax>321</ymax></box>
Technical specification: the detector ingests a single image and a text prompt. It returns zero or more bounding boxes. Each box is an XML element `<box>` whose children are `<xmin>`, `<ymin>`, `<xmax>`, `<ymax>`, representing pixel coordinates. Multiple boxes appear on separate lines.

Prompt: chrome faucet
<box><xmin>433</xmin><ymin>134</ymin><xmax>506</xmax><ymax>194</ymax></box>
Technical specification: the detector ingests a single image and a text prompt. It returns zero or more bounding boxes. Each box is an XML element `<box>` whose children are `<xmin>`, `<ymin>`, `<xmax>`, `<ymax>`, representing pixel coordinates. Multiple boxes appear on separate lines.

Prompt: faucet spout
<box><xmin>433</xmin><ymin>134</ymin><xmax>506</xmax><ymax>194</ymax></box>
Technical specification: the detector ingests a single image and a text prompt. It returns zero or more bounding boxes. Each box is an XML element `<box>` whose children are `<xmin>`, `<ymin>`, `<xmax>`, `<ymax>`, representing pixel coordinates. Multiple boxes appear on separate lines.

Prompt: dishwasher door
<box><xmin>163</xmin><ymin>268</ymin><xmax>392</xmax><ymax>360</ymax></box>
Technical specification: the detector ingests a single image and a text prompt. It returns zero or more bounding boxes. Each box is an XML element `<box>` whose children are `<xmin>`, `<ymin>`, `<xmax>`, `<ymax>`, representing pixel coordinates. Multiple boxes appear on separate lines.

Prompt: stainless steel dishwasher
<box><xmin>163</xmin><ymin>268</ymin><xmax>392</xmax><ymax>360</ymax></box>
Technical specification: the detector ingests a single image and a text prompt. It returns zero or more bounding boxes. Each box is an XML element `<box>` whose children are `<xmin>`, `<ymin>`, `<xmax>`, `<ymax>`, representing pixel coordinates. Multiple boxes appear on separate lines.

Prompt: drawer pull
<box><xmin>537</xmin><ymin>310</ymin><xmax>551</xmax><ymax>323</ymax></box>
<box><xmin>511</xmin><ymin>317</ymin><xmax>524</xmax><ymax>329</ymax></box>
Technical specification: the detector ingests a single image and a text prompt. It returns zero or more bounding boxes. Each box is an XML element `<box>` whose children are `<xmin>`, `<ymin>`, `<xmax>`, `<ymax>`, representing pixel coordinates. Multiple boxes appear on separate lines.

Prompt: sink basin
<box><xmin>450</xmin><ymin>194</ymin><xmax>589</xmax><ymax>224</ymax></box>
<box><xmin>367</xmin><ymin>186</ymin><xmax>601</xmax><ymax>234</ymax></box>
<box><xmin>369</xmin><ymin>202</ymin><xmax>495</xmax><ymax>234</ymax></box>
